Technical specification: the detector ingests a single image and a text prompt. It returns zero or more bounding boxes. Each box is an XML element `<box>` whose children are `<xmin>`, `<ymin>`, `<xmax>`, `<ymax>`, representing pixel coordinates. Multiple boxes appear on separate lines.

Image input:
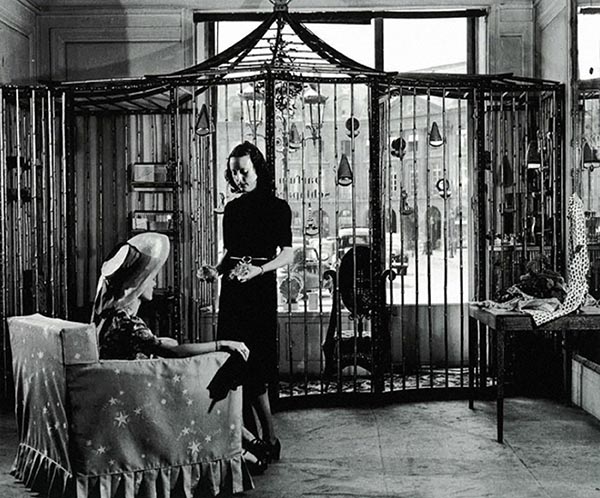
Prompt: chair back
<box><xmin>8</xmin><ymin>314</ymin><xmax>97</xmax><ymax>478</ymax></box>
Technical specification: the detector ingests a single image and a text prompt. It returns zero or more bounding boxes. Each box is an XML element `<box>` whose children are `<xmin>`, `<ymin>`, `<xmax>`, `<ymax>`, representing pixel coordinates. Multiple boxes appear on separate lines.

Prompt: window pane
<box><xmin>307</xmin><ymin>23</ymin><xmax>375</xmax><ymax>68</ymax></box>
<box><xmin>217</xmin><ymin>21</ymin><xmax>260</xmax><ymax>52</ymax></box>
<box><xmin>383</xmin><ymin>18</ymin><xmax>467</xmax><ymax>73</ymax></box>
<box><xmin>578</xmin><ymin>12</ymin><xmax>600</xmax><ymax>80</ymax></box>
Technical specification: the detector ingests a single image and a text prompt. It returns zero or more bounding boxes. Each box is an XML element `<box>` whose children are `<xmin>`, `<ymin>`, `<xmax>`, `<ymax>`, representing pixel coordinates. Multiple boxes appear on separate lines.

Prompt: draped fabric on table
<box><xmin>526</xmin><ymin>194</ymin><xmax>590</xmax><ymax>326</ymax></box>
<box><xmin>8</xmin><ymin>314</ymin><xmax>253</xmax><ymax>498</ymax></box>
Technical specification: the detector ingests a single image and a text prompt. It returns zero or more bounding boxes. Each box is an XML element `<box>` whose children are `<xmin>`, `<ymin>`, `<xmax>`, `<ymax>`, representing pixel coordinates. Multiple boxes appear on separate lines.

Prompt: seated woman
<box><xmin>91</xmin><ymin>232</ymin><xmax>267</xmax><ymax>473</ymax></box>
<box><xmin>92</xmin><ymin>232</ymin><xmax>248</xmax><ymax>360</ymax></box>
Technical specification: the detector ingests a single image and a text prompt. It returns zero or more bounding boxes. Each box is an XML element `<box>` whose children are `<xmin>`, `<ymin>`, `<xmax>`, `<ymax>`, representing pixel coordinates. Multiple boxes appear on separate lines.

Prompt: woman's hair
<box><xmin>225</xmin><ymin>141</ymin><xmax>273</xmax><ymax>193</ymax></box>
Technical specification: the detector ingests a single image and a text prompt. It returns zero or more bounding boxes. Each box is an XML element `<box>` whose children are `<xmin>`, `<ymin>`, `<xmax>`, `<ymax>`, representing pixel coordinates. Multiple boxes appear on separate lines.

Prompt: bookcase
<box><xmin>128</xmin><ymin>161</ymin><xmax>181</xmax><ymax>338</ymax></box>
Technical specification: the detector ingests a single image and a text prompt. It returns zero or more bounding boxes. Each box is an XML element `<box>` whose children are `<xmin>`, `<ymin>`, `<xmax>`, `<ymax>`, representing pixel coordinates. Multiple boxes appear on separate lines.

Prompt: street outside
<box><xmin>277</xmin><ymin>246</ymin><xmax>471</xmax><ymax>312</ymax></box>
<box><xmin>386</xmin><ymin>246</ymin><xmax>471</xmax><ymax>305</ymax></box>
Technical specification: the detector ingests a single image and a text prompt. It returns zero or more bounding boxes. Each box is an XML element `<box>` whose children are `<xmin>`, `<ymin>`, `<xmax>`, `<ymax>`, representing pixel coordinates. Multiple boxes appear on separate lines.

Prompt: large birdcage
<box><xmin>0</xmin><ymin>2</ymin><xmax>564</xmax><ymax>403</ymax></box>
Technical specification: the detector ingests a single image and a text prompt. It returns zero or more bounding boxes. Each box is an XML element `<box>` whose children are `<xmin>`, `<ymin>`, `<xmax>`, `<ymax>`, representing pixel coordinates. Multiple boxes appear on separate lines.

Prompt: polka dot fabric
<box><xmin>527</xmin><ymin>194</ymin><xmax>589</xmax><ymax>326</ymax></box>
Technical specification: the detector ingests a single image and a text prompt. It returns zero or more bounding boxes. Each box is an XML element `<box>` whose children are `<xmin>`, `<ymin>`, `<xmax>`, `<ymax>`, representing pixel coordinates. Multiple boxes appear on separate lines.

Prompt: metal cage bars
<box><xmin>0</xmin><ymin>76</ymin><xmax>564</xmax><ymax>402</ymax></box>
<box><xmin>0</xmin><ymin>89</ymin><xmax>70</xmax><ymax>399</ymax></box>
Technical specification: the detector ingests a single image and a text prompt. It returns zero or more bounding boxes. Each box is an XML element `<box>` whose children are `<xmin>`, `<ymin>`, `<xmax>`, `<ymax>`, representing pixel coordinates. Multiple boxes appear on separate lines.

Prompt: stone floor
<box><xmin>2</xmin><ymin>398</ymin><xmax>600</xmax><ymax>497</ymax></box>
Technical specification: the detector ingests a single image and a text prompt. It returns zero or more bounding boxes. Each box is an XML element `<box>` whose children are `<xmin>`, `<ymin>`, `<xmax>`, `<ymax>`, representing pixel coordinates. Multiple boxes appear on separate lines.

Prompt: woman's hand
<box><xmin>236</xmin><ymin>264</ymin><xmax>264</xmax><ymax>283</ymax></box>
<box><xmin>197</xmin><ymin>264</ymin><xmax>219</xmax><ymax>283</ymax></box>
<box><xmin>220</xmin><ymin>340</ymin><xmax>250</xmax><ymax>361</ymax></box>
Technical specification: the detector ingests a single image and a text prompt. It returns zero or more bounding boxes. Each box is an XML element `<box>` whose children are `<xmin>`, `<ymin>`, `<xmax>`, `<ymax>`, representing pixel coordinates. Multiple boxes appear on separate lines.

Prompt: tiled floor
<box><xmin>2</xmin><ymin>398</ymin><xmax>600</xmax><ymax>497</ymax></box>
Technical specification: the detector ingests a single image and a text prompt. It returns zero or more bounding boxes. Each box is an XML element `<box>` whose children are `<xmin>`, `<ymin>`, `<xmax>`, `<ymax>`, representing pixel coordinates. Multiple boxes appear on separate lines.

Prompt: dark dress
<box><xmin>217</xmin><ymin>189</ymin><xmax>292</xmax><ymax>394</ymax></box>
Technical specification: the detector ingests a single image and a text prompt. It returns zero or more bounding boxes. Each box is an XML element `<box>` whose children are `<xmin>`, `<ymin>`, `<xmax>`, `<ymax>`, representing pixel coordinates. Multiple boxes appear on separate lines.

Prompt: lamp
<box><xmin>288</xmin><ymin>123</ymin><xmax>302</xmax><ymax>151</ymax></box>
<box><xmin>429</xmin><ymin>121</ymin><xmax>444</xmax><ymax>147</ymax></box>
<box><xmin>337</xmin><ymin>154</ymin><xmax>353</xmax><ymax>186</ymax></box>
<box><xmin>584</xmin><ymin>142</ymin><xmax>595</xmax><ymax>163</ymax></box>
<box><xmin>345</xmin><ymin>117</ymin><xmax>360</xmax><ymax>138</ymax></box>
<box><xmin>303</xmin><ymin>84</ymin><xmax>327</xmax><ymax>141</ymax></box>
<box><xmin>525</xmin><ymin>139</ymin><xmax>541</xmax><ymax>169</ymax></box>
<box><xmin>582</xmin><ymin>141</ymin><xmax>600</xmax><ymax>172</ymax></box>
<box><xmin>195</xmin><ymin>103</ymin><xmax>211</xmax><ymax>137</ymax></box>
<box><xmin>239</xmin><ymin>83</ymin><xmax>264</xmax><ymax>136</ymax></box>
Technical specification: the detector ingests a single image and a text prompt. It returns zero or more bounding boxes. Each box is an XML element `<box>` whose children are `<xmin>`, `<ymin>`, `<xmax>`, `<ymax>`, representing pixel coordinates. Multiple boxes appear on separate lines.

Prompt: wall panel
<box><xmin>536</xmin><ymin>0</ymin><xmax>569</xmax><ymax>82</ymax></box>
<box><xmin>0</xmin><ymin>1</ymin><xmax>37</xmax><ymax>84</ymax></box>
<box><xmin>490</xmin><ymin>3</ymin><xmax>534</xmax><ymax>76</ymax></box>
<box><xmin>39</xmin><ymin>9</ymin><xmax>193</xmax><ymax>81</ymax></box>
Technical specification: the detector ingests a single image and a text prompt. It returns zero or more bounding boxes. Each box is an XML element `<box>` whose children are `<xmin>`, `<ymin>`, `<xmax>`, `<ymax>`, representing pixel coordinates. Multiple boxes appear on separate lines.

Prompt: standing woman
<box><xmin>201</xmin><ymin>141</ymin><xmax>293</xmax><ymax>462</ymax></box>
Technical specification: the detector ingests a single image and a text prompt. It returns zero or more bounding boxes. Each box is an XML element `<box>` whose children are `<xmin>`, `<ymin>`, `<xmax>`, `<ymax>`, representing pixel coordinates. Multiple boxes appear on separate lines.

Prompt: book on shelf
<box><xmin>131</xmin><ymin>191</ymin><xmax>173</xmax><ymax>211</ymax></box>
<box><xmin>130</xmin><ymin>211</ymin><xmax>174</xmax><ymax>232</ymax></box>
<box><xmin>131</xmin><ymin>162</ymin><xmax>169</xmax><ymax>183</ymax></box>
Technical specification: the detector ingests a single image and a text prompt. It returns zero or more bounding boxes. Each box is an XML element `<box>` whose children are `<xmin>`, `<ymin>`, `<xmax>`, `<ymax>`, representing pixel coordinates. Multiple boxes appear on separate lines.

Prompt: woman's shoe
<box><xmin>266</xmin><ymin>438</ymin><xmax>281</xmax><ymax>462</ymax></box>
<box><xmin>245</xmin><ymin>438</ymin><xmax>269</xmax><ymax>462</ymax></box>
<box><xmin>242</xmin><ymin>449</ymin><xmax>267</xmax><ymax>476</ymax></box>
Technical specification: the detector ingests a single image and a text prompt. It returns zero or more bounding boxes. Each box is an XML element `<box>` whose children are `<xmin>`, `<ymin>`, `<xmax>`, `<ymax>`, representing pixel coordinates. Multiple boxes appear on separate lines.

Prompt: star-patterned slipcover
<box><xmin>8</xmin><ymin>314</ymin><xmax>253</xmax><ymax>498</ymax></box>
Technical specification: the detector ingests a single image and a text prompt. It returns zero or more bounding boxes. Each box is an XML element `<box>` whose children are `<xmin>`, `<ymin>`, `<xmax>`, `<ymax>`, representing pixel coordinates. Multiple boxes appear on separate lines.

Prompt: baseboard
<box><xmin>572</xmin><ymin>354</ymin><xmax>600</xmax><ymax>422</ymax></box>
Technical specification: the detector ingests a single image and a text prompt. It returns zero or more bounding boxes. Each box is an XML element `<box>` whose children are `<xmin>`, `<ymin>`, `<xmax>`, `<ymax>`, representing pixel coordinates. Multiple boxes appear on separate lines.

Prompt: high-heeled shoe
<box><xmin>242</xmin><ymin>449</ymin><xmax>267</xmax><ymax>476</ymax></box>
<box><xmin>245</xmin><ymin>438</ymin><xmax>269</xmax><ymax>462</ymax></box>
<box><xmin>265</xmin><ymin>438</ymin><xmax>281</xmax><ymax>462</ymax></box>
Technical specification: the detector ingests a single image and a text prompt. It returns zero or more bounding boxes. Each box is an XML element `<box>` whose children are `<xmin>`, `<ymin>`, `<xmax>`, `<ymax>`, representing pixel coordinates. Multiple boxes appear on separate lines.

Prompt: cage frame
<box><xmin>0</xmin><ymin>2</ymin><xmax>566</xmax><ymax>401</ymax></box>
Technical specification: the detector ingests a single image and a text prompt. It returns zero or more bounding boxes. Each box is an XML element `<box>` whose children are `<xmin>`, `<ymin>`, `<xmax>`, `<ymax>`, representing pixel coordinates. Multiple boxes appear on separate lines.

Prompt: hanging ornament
<box><xmin>345</xmin><ymin>117</ymin><xmax>360</xmax><ymax>138</ymax></box>
<box><xmin>195</xmin><ymin>103</ymin><xmax>212</xmax><ymax>136</ymax></box>
<box><xmin>583</xmin><ymin>141</ymin><xmax>599</xmax><ymax>172</ymax></box>
<box><xmin>391</xmin><ymin>137</ymin><xmax>406</xmax><ymax>159</ymax></box>
<box><xmin>400</xmin><ymin>189</ymin><xmax>414</xmax><ymax>215</ymax></box>
<box><xmin>289</xmin><ymin>123</ymin><xmax>302</xmax><ymax>151</ymax></box>
<box><xmin>429</xmin><ymin>121</ymin><xmax>444</xmax><ymax>147</ymax></box>
<box><xmin>526</xmin><ymin>139</ymin><xmax>541</xmax><ymax>169</ymax></box>
<box><xmin>304</xmin><ymin>203</ymin><xmax>319</xmax><ymax>237</ymax></box>
<box><xmin>436</xmin><ymin>178</ymin><xmax>451</xmax><ymax>199</ymax></box>
<box><xmin>337</xmin><ymin>154</ymin><xmax>353</xmax><ymax>186</ymax></box>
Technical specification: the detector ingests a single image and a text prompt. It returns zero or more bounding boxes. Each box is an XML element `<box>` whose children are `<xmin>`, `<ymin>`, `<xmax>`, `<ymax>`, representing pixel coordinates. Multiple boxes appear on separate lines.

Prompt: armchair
<box><xmin>8</xmin><ymin>314</ymin><xmax>253</xmax><ymax>498</ymax></box>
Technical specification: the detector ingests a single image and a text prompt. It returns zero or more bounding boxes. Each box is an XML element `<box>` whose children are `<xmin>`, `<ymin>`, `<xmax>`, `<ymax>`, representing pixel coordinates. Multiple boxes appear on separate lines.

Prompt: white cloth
<box><xmin>525</xmin><ymin>194</ymin><xmax>589</xmax><ymax>326</ymax></box>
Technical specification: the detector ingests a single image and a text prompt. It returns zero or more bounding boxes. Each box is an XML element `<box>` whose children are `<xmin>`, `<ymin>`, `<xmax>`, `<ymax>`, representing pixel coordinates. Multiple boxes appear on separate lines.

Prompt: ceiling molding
<box><xmin>0</xmin><ymin>1</ymin><xmax>37</xmax><ymax>31</ymax></box>
<box><xmin>31</xmin><ymin>0</ymin><xmax>528</xmax><ymax>12</ymax></box>
<box><xmin>535</xmin><ymin>0</ymin><xmax>566</xmax><ymax>29</ymax></box>
<box><xmin>14</xmin><ymin>0</ymin><xmax>40</xmax><ymax>13</ymax></box>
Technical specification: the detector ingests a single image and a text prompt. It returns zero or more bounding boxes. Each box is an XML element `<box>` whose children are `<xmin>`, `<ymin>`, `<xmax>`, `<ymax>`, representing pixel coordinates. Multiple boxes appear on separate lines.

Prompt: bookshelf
<box><xmin>128</xmin><ymin>161</ymin><xmax>181</xmax><ymax>338</ymax></box>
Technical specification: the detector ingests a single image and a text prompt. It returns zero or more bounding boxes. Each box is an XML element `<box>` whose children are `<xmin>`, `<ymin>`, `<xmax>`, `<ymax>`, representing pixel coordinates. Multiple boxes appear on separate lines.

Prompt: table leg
<box><xmin>562</xmin><ymin>330</ymin><xmax>572</xmax><ymax>405</ymax></box>
<box><xmin>468</xmin><ymin>316</ymin><xmax>478</xmax><ymax>409</ymax></box>
<box><xmin>479</xmin><ymin>322</ymin><xmax>487</xmax><ymax>397</ymax></box>
<box><xmin>497</xmin><ymin>327</ymin><xmax>505</xmax><ymax>444</ymax></box>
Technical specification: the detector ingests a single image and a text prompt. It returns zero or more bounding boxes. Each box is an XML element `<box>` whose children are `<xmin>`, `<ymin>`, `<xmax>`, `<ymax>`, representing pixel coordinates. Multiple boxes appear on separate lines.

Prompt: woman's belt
<box><xmin>229</xmin><ymin>255</ymin><xmax>271</xmax><ymax>264</ymax></box>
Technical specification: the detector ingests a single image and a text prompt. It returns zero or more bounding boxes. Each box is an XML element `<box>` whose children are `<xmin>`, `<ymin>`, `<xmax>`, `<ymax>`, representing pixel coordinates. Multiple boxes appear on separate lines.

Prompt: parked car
<box><xmin>278</xmin><ymin>242</ymin><xmax>331</xmax><ymax>303</ymax></box>
<box><xmin>307</xmin><ymin>236</ymin><xmax>336</xmax><ymax>268</ymax></box>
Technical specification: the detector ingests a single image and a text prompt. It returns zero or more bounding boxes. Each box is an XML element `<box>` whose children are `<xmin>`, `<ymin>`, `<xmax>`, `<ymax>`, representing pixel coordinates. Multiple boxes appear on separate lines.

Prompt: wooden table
<box><xmin>468</xmin><ymin>305</ymin><xmax>600</xmax><ymax>443</ymax></box>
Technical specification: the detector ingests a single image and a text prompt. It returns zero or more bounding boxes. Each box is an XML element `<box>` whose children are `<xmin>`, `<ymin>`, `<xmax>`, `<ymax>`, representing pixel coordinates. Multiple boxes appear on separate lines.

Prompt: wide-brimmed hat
<box><xmin>92</xmin><ymin>232</ymin><xmax>170</xmax><ymax>321</ymax></box>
